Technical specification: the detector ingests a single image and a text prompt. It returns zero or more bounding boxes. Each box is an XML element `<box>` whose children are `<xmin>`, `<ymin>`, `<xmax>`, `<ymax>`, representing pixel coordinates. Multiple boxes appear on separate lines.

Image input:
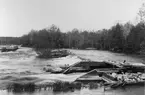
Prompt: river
<box><xmin>0</xmin><ymin>47</ymin><xmax>145</xmax><ymax>95</ymax></box>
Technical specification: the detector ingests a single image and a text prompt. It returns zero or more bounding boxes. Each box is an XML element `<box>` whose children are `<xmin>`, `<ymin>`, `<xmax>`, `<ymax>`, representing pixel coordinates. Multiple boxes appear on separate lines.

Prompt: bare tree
<box><xmin>138</xmin><ymin>3</ymin><xmax>145</xmax><ymax>22</ymax></box>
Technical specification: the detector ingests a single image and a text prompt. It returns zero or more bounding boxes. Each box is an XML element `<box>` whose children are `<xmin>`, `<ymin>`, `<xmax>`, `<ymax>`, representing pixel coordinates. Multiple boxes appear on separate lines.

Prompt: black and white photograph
<box><xmin>1</xmin><ymin>0</ymin><xmax>145</xmax><ymax>95</ymax></box>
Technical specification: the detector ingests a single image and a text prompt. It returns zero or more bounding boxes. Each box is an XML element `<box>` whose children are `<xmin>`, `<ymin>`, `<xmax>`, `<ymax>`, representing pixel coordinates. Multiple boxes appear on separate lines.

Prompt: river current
<box><xmin>0</xmin><ymin>47</ymin><xmax>145</xmax><ymax>95</ymax></box>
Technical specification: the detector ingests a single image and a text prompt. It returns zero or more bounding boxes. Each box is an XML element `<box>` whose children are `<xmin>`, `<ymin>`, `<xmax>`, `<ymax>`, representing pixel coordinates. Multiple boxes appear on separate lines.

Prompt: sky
<box><xmin>0</xmin><ymin>0</ymin><xmax>144</xmax><ymax>37</ymax></box>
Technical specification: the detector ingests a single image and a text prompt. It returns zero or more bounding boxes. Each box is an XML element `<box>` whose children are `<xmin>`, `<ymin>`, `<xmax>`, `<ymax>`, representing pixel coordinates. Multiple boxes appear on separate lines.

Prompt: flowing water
<box><xmin>0</xmin><ymin>47</ymin><xmax>145</xmax><ymax>95</ymax></box>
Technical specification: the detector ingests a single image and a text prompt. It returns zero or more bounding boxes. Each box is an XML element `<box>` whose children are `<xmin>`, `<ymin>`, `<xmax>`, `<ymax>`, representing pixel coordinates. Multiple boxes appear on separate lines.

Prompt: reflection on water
<box><xmin>1</xmin><ymin>85</ymin><xmax>145</xmax><ymax>95</ymax></box>
<box><xmin>3</xmin><ymin>81</ymin><xmax>145</xmax><ymax>95</ymax></box>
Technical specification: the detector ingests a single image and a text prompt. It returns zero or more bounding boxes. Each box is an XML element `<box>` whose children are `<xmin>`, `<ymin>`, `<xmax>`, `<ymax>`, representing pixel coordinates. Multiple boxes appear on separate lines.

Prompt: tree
<box><xmin>109</xmin><ymin>23</ymin><xmax>125</xmax><ymax>51</ymax></box>
<box><xmin>140</xmin><ymin>39</ymin><xmax>145</xmax><ymax>53</ymax></box>
<box><xmin>126</xmin><ymin>22</ymin><xmax>145</xmax><ymax>52</ymax></box>
<box><xmin>138</xmin><ymin>3</ymin><xmax>145</xmax><ymax>22</ymax></box>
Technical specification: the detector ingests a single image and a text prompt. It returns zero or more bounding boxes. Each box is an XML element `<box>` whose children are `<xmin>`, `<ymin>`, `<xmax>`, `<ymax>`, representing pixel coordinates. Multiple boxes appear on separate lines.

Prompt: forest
<box><xmin>0</xmin><ymin>37</ymin><xmax>20</xmax><ymax>45</ymax></box>
<box><xmin>1</xmin><ymin>3</ymin><xmax>145</xmax><ymax>54</ymax></box>
<box><xmin>19</xmin><ymin>22</ymin><xmax>145</xmax><ymax>54</ymax></box>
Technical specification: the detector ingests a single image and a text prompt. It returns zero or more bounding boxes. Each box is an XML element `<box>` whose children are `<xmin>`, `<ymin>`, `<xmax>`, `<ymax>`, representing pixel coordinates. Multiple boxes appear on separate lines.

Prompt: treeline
<box><xmin>20</xmin><ymin>22</ymin><xmax>145</xmax><ymax>54</ymax></box>
<box><xmin>0</xmin><ymin>37</ymin><xmax>20</xmax><ymax>45</ymax></box>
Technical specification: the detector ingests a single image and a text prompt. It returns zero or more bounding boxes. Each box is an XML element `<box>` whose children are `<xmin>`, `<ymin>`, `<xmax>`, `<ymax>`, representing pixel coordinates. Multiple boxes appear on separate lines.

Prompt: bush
<box><xmin>35</xmin><ymin>49</ymin><xmax>69</xmax><ymax>59</ymax></box>
<box><xmin>35</xmin><ymin>48</ymin><xmax>51</xmax><ymax>58</ymax></box>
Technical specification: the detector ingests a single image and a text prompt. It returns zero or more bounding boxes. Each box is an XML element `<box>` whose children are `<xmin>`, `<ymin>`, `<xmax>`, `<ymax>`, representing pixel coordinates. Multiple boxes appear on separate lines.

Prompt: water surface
<box><xmin>0</xmin><ymin>47</ymin><xmax>145</xmax><ymax>95</ymax></box>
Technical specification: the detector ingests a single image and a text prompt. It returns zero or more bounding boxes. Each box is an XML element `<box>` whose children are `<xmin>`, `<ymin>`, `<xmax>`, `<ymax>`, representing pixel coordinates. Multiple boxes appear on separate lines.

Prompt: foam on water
<box><xmin>0</xmin><ymin>47</ymin><xmax>83</xmax><ymax>84</ymax></box>
<box><xmin>1</xmin><ymin>47</ymin><xmax>145</xmax><ymax>95</ymax></box>
<box><xmin>51</xmin><ymin>55</ymin><xmax>81</xmax><ymax>67</ymax></box>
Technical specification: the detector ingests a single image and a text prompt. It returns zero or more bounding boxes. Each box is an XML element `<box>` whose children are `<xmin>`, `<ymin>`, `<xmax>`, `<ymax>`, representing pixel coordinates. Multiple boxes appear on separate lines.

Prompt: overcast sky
<box><xmin>0</xmin><ymin>0</ymin><xmax>143</xmax><ymax>37</ymax></box>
